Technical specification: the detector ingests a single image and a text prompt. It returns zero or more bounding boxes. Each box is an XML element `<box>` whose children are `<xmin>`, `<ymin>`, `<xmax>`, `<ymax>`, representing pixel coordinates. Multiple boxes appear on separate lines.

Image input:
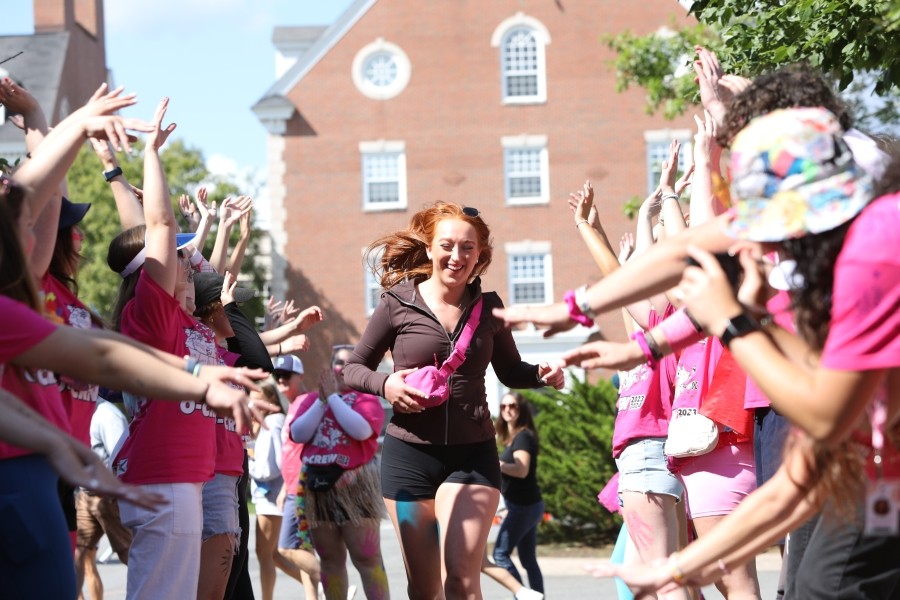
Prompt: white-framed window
<box><xmin>363</xmin><ymin>247</ymin><xmax>384</xmax><ymax>316</ymax></box>
<box><xmin>644</xmin><ymin>129</ymin><xmax>692</xmax><ymax>195</ymax></box>
<box><xmin>351</xmin><ymin>38</ymin><xmax>411</xmax><ymax>101</ymax></box>
<box><xmin>506</xmin><ymin>241</ymin><xmax>553</xmax><ymax>305</ymax></box>
<box><xmin>359</xmin><ymin>140</ymin><xmax>407</xmax><ymax>211</ymax></box>
<box><xmin>502</xmin><ymin>135</ymin><xmax>549</xmax><ymax>205</ymax></box>
<box><xmin>491</xmin><ymin>13</ymin><xmax>551</xmax><ymax>105</ymax></box>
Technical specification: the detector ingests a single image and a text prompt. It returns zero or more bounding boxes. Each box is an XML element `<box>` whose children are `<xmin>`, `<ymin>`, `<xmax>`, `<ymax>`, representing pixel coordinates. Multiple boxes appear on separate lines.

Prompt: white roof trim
<box><xmin>256</xmin><ymin>0</ymin><xmax>378</xmax><ymax>104</ymax></box>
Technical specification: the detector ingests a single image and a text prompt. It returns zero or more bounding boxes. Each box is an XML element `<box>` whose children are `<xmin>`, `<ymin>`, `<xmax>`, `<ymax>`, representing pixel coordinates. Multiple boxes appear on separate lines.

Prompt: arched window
<box><xmin>492</xmin><ymin>13</ymin><xmax>550</xmax><ymax>104</ymax></box>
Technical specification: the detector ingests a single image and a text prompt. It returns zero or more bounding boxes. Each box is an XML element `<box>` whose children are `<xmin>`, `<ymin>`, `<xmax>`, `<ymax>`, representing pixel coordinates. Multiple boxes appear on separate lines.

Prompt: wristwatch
<box><xmin>719</xmin><ymin>312</ymin><xmax>761</xmax><ymax>347</ymax></box>
<box><xmin>104</xmin><ymin>166</ymin><xmax>123</xmax><ymax>182</ymax></box>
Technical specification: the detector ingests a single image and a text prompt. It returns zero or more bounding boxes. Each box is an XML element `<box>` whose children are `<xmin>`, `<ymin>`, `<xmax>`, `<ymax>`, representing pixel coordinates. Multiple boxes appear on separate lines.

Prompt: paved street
<box><xmin>93</xmin><ymin>519</ymin><xmax>781</xmax><ymax>599</ymax></box>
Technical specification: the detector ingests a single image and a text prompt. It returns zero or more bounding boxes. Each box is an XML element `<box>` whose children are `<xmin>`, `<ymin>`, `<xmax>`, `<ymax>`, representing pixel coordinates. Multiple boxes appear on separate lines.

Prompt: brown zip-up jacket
<box><xmin>343</xmin><ymin>277</ymin><xmax>544</xmax><ymax>445</ymax></box>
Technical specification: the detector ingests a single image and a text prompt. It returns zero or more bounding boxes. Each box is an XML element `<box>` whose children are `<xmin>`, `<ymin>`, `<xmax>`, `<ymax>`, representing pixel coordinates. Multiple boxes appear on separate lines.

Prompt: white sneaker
<box><xmin>347</xmin><ymin>584</ymin><xmax>358</xmax><ymax>600</ymax></box>
<box><xmin>515</xmin><ymin>588</ymin><xmax>544</xmax><ymax>600</ymax></box>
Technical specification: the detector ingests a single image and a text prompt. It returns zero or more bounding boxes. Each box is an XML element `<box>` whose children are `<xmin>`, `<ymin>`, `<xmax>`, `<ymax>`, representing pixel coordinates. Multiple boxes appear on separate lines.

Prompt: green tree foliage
<box><xmin>67</xmin><ymin>140</ymin><xmax>266</xmax><ymax>322</ymax></box>
<box><xmin>523</xmin><ymin>374</ymin><xmax>621</xmax><ymax>546</ymax></box>
<box><xmin>607</xmin><ymin>1</ymin><xmax>900</xmax><ymax>127</ymax></box>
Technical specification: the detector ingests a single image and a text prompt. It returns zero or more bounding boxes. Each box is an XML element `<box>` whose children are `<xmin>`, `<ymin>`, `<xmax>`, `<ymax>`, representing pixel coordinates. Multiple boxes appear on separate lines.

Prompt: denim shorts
<box><xmin>614</xmin><ymin>437</ymin><xmax>683</xmax><ymax>499</ymax></box>
<box><xmin>201</xmin><ymin>473</ymin><xmax>240</xmax><ymax>540</ymax></box>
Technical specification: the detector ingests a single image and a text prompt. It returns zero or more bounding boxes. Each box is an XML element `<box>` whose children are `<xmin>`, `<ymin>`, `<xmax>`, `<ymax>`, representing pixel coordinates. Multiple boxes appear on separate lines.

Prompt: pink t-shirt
<box><xmin>822</xmin><ymin>193</ymin><xmax>900</xmax><ymax>371</ymax></box>
<box><xmin>671</xmin><ymin>336</ymin><xmax>724</xmax><ymax>417</ymax></box>
<box><xmin>294</xmin><ymin>391</ymin><xmax>384</xmax><ymax>470</ymax></box>
<box><xmin>281</xmin><ymin>396</ymin><xmax>306</xmax><ymax>493</ymax></box>
<box><xmin>41</xmin><ymin>274</ymin><xmax>99</xmax><ymax>445</ymax></box>
<box><xmin>611</xmin><ymin>307</ymin><xmax>678</xmax><ymax>457</ymax></box>
<box><xmin>114</xmin><ymin>271</ymin><xmax>217</xmax><ymax>484</ymax></box>
<box><xmin>743</xmin><ymin>290</ymin><xmax>797</xmax><ymax>409</ymax></box>
<box><xmin>0</xmin><ymin>297</ymin><xmax>67</xmax><ymax>460</ymax></box>
<box><xmin>215</xmin><ymin>347</ymin><xmax>245</xmax><ymax>476</ymax></box>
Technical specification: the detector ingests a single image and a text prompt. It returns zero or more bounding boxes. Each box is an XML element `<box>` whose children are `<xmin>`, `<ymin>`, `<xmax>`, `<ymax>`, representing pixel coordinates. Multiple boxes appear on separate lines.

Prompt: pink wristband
<box><xmin>563</xmin><ymin>290</ymin><xmax>594</xmax><ymax>327</ymax></box>
<box><xmin>658</xmin><ymin>308</ymin><xmax>705</xmax><ymax>354</ymax></box>
<box><xmin>631</xmin><ymin>331</ymin><xmax>656</xmax><ymax>369</ymax></box>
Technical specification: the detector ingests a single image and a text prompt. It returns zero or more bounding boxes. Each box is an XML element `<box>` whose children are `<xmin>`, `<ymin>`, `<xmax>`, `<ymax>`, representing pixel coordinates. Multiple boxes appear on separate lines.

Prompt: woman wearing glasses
<box><xmin>343</xmin><ymin>201</ymin><xmax>564</xmax><ymax>600</ymax></box>
<box><xmin>492</xmin><ymin>392</ymin><xmax>545</xmax><ymax>599</ymax></box>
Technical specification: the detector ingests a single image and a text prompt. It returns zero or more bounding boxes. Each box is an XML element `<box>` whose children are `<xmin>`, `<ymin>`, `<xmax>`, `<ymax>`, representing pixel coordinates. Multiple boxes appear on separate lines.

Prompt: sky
<box><xmin>1</xmin><ymin>0</ymin><xmax>355</xmax><ymax>180</ymax></box>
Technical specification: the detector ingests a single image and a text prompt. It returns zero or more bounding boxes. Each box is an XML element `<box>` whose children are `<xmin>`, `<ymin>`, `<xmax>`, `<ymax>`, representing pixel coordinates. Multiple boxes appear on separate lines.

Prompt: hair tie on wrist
<box><xmin>277</xmin><ymin>342</ymin><xmax>282</xmax><ymax>355</ymax></box>
<box><xmin>575</xmin><ymin>219</ymin><xmax>589</xmax><ymax>229</ymax></box>
<box><xmin>631</xmin><ymin>330</ymin><xmax>657</xmax><ymax>369</ymax></box>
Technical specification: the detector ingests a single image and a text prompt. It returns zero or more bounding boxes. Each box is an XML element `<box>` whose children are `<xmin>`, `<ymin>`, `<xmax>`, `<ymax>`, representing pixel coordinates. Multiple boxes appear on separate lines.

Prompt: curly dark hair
<box><xmin>718</xmin><ymin>64</ymin><xmax>852</xmax><ymax>148</ymax></box>
<box><xmin>781</xmin><ymin>220</ymin><xmax>855</xmax><ymax>350</ymax></box>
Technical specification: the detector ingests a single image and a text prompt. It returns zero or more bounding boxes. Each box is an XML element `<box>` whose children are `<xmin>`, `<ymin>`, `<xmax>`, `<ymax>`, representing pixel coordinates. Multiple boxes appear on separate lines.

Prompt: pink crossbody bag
<box><xmin>405</xmin><ymin>297</ymin><xmax>483</xmax><ymax>409</ymax></box>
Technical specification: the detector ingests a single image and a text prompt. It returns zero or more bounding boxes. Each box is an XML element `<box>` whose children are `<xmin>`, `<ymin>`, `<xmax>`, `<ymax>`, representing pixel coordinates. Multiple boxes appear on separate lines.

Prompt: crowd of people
<box><xmin>495</xmin><ymin>47</ymin><xmax>900</xmax><ymax>599</ymax></box>
<box><xmin>0</xmin><ymin>38</ymin><xmax>898</xmax><ymax>600</ymax></box>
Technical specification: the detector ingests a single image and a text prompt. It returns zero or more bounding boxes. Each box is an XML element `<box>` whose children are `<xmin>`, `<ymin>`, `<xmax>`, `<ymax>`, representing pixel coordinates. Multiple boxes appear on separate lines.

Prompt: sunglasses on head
<box><xmin>462</xmin><ymin>206</ymin><xmax>480</xmax><ymax>218</ymax></box>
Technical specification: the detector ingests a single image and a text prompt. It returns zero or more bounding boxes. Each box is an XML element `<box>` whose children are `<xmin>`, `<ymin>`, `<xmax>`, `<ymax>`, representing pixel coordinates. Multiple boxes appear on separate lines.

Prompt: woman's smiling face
<box><xmin>427</xmin><ymin>218</ymin><xmax>480</xmax><ymax>288</ymax></box>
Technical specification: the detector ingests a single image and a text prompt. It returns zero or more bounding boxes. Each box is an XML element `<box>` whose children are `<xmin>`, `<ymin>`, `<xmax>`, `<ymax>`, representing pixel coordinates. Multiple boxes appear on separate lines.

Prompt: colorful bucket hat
<box><xmin>727</xmin><ymin>107</ymin><xmax>874</xmax><ymax>242</ymax></box>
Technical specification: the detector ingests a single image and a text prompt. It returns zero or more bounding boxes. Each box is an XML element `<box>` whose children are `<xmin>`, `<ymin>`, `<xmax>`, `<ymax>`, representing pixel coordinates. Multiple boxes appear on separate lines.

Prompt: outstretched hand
<box><xmin>73</xmin><ymin>82</ymin><xmax>138</xmax><ymax>120</ymax></box>
<box><xmin>693</xmin><ymin>45</ymin><xmax>728</xmax><ymax>126</ymax></box>
<box><xmin>584</xmin><ymin>559</ymin><xmax>678</xmax><ymax>597</ymax></box>
<box><xmin>47</xmin><ymin>439</ymin><xmax>166</xmax><ymax>509</ymax></box>
<box><xmin>290</xmin><ymin>306</ymin><xmax>324</xmax><ymax>333</ymax></box>
<box><xmin>0</xmin><ymin>76</ymin><xmax>40</xmax><ymax>126</ymax></box>
<box><xmin>492</xmin><ymin>303</ymin><xmax>576</xmax><ymax>338</ymax></box>
<box><xmin>562</xmin><ymin>340</ymin><xmax>645</xmax><ymax>371</ymax></box>
<box><xmin>145</xmin><ymin>97</ymin><xmax>176</xmax><ymax>151</ymax></box>
<box><xmin>568</xmin><ymin>180</ymin><xmax>595</xmax><ymax>224</ymax></box>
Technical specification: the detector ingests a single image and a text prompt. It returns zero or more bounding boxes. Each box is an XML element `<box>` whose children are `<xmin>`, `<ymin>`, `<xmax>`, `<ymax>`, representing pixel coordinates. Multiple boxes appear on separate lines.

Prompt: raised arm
<box><xmin>140</xmin><ymin>98</ymin><xmax>179</xmax><ymax>294</ymax></box>
<box><xmin>258</xmin><ymin>305</ymin><xmax>324</xmax><ymax>346</ymax></box>
<box><xmin>209</xmin><ymin>196</ymin><xmax>251</xmax><ymax>273</ymax></box>
<box><xmin>12</xmin><ymin>84</ymin><xmax>142</xmax><ymax>219</ymax></box>
<box><xmin>688</xmin><ymin>110</ymin><xmax>724</xmax><ymax>227</ymax></box>
<box><xmin>227</xmin><ymin>199</ymin><xmax>253</xmax><ymax>274</ymax></box>
<box><xmin>569</xmin><ymin>180</ymin><xmax>619</xmax><ymax>276</ymax></box>
<box><xmin>0</xmin><ymin>76</ymin><xmax>49</xmax><ymax>154</ymax></box>
<box><xmin>181</xmin><ymin>187</ymin><xmax>214</xmax><ymax>254</ymax></box>
<box><xmin>658</xmin><ymin>140</ymin><xmax>687</xmax><ymax>237</ymax></box>
<box><xmin>89</xmin><ymin>138</ymin><xmax>145</xmax><ymax>230</ymax></box>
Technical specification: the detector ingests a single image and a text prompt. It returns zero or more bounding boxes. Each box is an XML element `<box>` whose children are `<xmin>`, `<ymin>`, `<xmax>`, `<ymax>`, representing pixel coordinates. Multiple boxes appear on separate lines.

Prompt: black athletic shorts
<box><xmin>380</xmin><ymin>436</ymin><xmax>501</xmax><ymax>501</ymax></box>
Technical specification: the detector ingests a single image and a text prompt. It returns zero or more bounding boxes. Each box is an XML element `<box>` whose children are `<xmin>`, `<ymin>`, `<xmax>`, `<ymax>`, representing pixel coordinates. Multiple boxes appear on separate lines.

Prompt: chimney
<box><xmin>33</xmin><ymin>0</ymin><xmax>103</xmax><ymax>39</ymax></box>
<box><xmin>33</xmin><ymin>0</ymin><xmax>75</xmax><ymax>33</ymax></box>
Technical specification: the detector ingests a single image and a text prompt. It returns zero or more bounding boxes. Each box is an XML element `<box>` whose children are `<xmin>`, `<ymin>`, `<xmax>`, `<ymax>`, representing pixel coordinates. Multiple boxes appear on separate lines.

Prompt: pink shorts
<box><xmin>678</xmin><ymin>441</ymin><xmax>756</xmax><ymax>519</ymax></box>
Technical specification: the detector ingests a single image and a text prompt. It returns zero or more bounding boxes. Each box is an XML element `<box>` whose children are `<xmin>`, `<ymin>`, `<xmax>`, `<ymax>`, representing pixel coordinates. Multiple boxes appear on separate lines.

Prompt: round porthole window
<box><xmin>352</xmin><ymin>38</ymin><xmax>411</xmax><ymax>100</ymax></box>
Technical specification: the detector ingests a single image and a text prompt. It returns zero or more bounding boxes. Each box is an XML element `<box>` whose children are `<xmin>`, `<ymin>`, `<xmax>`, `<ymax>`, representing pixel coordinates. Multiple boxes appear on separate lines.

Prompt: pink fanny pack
<box><xmin>405</xmin><ymin>297</ymin><xmax>483</xmax><ymax>408</ymax></box>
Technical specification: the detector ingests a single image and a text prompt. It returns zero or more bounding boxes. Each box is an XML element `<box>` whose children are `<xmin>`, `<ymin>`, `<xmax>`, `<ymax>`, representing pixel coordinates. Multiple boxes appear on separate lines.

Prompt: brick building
<box><xmin>253</xmin><ymin>0</ymin><xmax>696</xmax><ymax>407</ymax></box>
<box><xmin>0</xmin><ymin>0</ymin><xmax>109</xmax><ymax>160</ymax></box>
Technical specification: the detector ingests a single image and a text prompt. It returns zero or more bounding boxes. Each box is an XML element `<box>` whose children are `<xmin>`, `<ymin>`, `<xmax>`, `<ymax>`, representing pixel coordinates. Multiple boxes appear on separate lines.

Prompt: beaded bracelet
<box><xmin>631</xmin><ymin>330</ymin><xmax>657</xmax><ymax>369</ymax></box>
<box><xmin>563</xmin><ymin>289</ymin><xmax>594</xmax><ymax>327</ymax></box>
